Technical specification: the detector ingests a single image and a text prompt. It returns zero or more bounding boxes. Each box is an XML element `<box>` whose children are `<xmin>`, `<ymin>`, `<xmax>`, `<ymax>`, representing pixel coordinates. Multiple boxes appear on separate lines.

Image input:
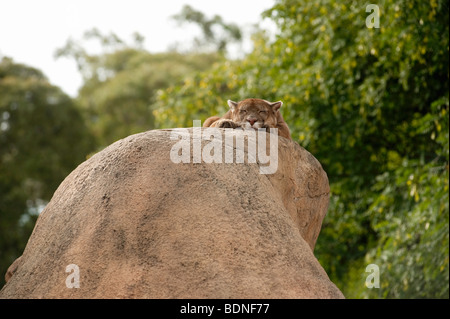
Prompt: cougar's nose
<box><xmin>247</xmin><ymin>119</ymin><xmax>257</xmax><ymax>126</ymax></box>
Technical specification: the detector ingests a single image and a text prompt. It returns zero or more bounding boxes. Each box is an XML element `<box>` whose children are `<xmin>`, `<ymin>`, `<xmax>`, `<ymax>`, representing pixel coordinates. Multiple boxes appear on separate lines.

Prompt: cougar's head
<box><xmin>228</xmin><ymin>98</ymin><xmax>282</xmax><ymax>130</ymax></box>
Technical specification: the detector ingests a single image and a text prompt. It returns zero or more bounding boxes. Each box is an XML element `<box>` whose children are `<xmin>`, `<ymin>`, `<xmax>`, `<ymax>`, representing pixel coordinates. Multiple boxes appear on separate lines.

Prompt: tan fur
<box><xmin>5</xmin><ymin>255</ymin><xmax>22</xmax><ymax>282</ymax></box>
<box><xmin>203</xmin><ymin>98</ymin><xmax>292</xmax><ymax>140</ymax></box>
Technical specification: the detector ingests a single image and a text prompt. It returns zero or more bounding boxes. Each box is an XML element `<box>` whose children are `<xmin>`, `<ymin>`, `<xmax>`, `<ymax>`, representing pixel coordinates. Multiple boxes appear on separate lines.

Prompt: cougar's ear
<box><xmin>269</xmin><ymin>101</ymin><xmax>283</xmax><ymax>111</ymax></box>
<box><xmin>227</xmin><ymin>100</ymin><xmax>238</xmax><ymax>112</ymax></box>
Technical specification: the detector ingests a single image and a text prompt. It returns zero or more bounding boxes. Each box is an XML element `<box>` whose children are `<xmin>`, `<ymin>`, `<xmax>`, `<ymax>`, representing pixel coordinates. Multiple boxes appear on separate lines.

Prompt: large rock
<box><xmin>0</xmin><ymin>128</ymin><xmax>344</xmax><ymax>298</ymax></box>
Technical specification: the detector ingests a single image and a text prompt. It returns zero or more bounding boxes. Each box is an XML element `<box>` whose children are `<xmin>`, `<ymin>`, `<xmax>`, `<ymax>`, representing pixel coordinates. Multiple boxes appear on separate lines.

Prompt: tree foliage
<box><xmin>0</xmin><ymin>57</ymin><xmax>94</xmax><ymax>287</ymax></box>
<box><xmin>171</xmin><ymin>5</ymin><xmax>242</xmax><ymax>53</ymax></box>
<box><xmin>56</xmin><ymin>29</ymin><xmax>221</xmax><ymax>147</ymax></box>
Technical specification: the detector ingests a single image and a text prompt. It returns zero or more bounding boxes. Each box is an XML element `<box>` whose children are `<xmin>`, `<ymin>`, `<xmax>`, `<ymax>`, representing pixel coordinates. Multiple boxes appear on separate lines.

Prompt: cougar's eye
<box><xmin>240</xmin><ymin>109</ymin><xmax>247</xmax><ymax>114</ymax></box>
<box><xmin>259</xmin><ymin>110</ymin><xmax>267</xmax><ymax>114</ymax></box>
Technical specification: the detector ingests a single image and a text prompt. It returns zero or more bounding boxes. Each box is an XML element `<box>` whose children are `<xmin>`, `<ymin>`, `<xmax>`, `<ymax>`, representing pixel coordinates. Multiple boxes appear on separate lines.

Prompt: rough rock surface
<box><xmin>0</xmin><ymin>128</ymin><xmax>344</xmax><ymax>298</ymax></box>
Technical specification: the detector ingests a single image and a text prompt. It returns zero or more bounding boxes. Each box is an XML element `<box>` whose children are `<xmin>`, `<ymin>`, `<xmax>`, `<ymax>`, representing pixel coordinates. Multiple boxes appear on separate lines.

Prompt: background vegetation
<box><xmin>0</xmin><ymin>0</ymin><xmax>448</xmax><ymax>298</ymax></box>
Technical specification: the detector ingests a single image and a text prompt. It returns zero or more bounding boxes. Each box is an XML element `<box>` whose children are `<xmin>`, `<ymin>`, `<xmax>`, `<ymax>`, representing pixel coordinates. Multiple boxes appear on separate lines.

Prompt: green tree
<box><xmin>56</xmin><ymin>29</ymin><xmax>221</xmax><ymax>148</ymax></box>
<box><xmin>171</xmin><ymin>5</ymin><xmax>242</xmax><ymax>53</ymax></box>
<box><xmin>155</xmin><ymin>0</ymin><xmax>449</xmax><ymax>298</ymax></box>
<box><xmin>0</xmin><ymin>57</ymin><xmax>95</xmax><ymax>288</ymax></box>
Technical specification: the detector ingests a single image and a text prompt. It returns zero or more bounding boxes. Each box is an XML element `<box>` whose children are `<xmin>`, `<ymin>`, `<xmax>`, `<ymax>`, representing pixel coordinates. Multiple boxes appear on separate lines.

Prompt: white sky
<box><xmin>0</xmin><ymin>0</ymin><xmax>276</xmax><ymax>96</ymax></box>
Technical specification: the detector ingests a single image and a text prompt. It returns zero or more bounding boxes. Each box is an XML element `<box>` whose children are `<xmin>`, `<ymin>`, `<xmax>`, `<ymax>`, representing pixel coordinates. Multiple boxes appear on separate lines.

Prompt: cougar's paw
<box><xmin>218</xmin><ymin>119</ymin><xmax>239</xmax><ymax>129</ymax></box>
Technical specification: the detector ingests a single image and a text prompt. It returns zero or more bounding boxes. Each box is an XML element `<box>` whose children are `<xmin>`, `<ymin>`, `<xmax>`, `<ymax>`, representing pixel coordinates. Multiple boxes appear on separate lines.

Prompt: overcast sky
<box><xmin>0</xmin><ymin>0</ymin><xmax>275</xmax><ymax>96</ymax></box>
